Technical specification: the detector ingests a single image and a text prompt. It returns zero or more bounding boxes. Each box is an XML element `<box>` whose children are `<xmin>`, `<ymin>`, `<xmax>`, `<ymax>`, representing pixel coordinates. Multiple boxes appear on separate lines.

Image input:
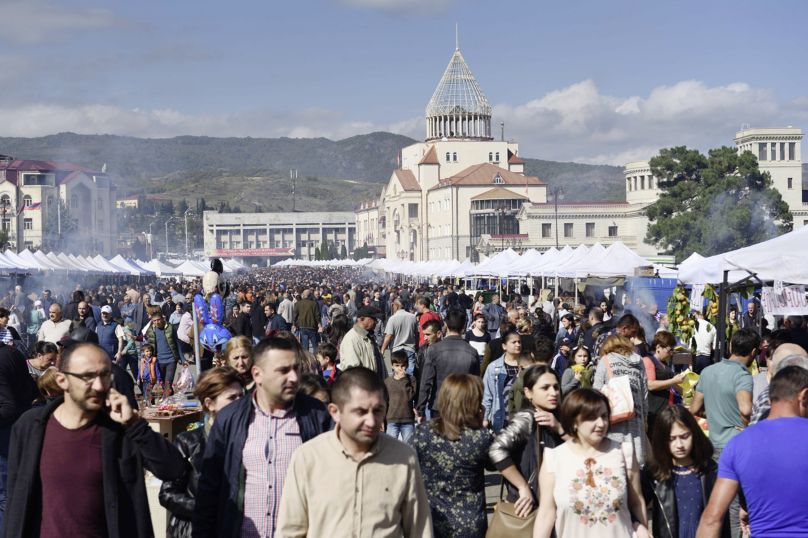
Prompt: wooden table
<box><xmin>143</xmin><ymin>409</ymin><xmax>203</xmax><ymax>442</ymax></box>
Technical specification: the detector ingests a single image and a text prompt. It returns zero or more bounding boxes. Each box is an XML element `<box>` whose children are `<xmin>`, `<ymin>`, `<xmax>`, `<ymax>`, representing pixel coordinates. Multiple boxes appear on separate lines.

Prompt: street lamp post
<box><xmin>184</xmin><ymin>207</ymin><xmax>194</xmax><ymax>259</ymax></box>
<box><xmin>546</xmin><ymin>187</ymin><xmax>565</xmax><ymax>249</ymax></box>
<box><xmin>165</xmin><ymin>217</ymin><xmax>176</xmax><ymax>257</ymax></box>
<box><xmin>495</xmin><ymin>203</ymin><xmax>512</xmax><ymax>253</ymax></box>
<box><xmin>148</xmin><ymin>221</ymin><xmax>157</xmax><ymax>260</ymax></box>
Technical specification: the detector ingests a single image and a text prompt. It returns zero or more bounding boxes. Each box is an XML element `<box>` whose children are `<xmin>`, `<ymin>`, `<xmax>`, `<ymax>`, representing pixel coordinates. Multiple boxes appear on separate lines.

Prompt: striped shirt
<box><xmin>240</xmin><ymin>393</ymin><xmax>301</xmax><ymax>538</ymax></box>
<box><xmin>0</xmin><ymin>328</ymin><xmax>12</xmax><ymax>344</ymax></box>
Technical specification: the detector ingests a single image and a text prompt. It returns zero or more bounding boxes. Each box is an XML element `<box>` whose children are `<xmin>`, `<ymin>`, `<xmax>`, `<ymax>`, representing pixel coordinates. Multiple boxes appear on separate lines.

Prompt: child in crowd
<box><xmin>177</xmin><ymin>360</ymin><xmax>195</xmax><ymax>390</ymax></box>
<box><xmin>315</xmin><ymin>342</ymin><xmax>340</xmax><ymax>388</ymax></box>
<box><xmin>137</xmin><ymin>344</ymin><xmax>161</xmax><ymax>404</ymax></box>
<box><xmin>298</xmin><ymin>373</ymin><xmax>330</xmax><ymax>404</ymax></box>
<box><xmin>550</xmin><ymin>336</ymin><xmax>572</xmax><ymax>380</ymax></box>
<box><xmin>384</xmin><ymin>350</ymin><xmax>417</xmax><ymax>443</ymax></box>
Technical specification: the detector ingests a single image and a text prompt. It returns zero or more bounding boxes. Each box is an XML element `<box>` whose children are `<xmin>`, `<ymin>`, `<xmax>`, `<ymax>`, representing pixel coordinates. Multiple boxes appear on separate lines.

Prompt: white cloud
<box><xmin>0</xmin><ymin>1</ymin><xmax>126</xmax><ymax>44</ymax></box>
<box><xmin>0</xmin><ymin>78</ymin><xmax>806</xmax><ymax>167</ymax></box>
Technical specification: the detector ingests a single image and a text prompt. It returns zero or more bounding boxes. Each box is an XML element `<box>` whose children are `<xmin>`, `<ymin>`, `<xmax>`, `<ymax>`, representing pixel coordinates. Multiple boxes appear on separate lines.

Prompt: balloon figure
<box><xmin>202</xmin><ymin>258</ymin><xmax>230</xmax><ymax>300</ymax></box>
<box><xmin>193</xmin><ymin>293</ymin><xmax>231</xmax><ymax>354</ymax></box>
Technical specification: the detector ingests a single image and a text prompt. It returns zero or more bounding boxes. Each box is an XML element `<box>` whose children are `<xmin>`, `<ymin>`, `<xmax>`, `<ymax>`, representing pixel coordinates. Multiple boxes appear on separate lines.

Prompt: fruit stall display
<box><xmin>667</xmin><ymin>284</ymin><xmax>696</xmax><ymax>345</ymax></box>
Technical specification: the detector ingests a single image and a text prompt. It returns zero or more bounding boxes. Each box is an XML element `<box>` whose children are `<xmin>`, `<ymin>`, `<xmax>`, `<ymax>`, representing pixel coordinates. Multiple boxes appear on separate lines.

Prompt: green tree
<box><xmin>314</xmin><ymin>246</ymin><xmax>320</xmax><ymax>260</ymax></box>
<box><xmin>320</xmin><ymin>239</ymin><xmax>328</xmax><ymax>260</ymax></box>
<box><xmin>42</xmin><ymin>198</ymin><xmax>77</xmax><ymax>250</ymax></box>
<box><xmin>645</xmin><ymin>146</ymin><xmax>792</xmax><ymax>260</ymax></box>
<box><xmin>340</xmin><ymin>244</ymin><xmax>347</xmax><ymax>260</ymax></box>
<box><xmin>137</xmin><ymin>193</ymin><xmax>146</xmax><ymax>210</ymax></box>
<box><xmin>178</xmin><ymin>198</ymin><xmax>188</xmax><ymax>215</ymax></box>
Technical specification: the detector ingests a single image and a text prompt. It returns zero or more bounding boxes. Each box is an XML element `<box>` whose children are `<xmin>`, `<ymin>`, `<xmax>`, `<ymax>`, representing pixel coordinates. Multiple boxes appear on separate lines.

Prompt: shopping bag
<box><xmin>600</xmin><ymin>358</ymin><xmax>635</xmax><ymax>424</ymax></box>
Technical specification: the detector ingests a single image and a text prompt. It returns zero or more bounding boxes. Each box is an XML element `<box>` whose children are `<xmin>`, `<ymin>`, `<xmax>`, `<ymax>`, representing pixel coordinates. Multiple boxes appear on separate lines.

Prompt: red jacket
<box><xmin>418</xmin><ymin>309</ymin><xmax>441</xmax><ymax>347</ymax></box>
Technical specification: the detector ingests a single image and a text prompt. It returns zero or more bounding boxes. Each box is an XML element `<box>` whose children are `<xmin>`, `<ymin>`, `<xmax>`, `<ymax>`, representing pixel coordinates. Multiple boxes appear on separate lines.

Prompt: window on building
<box><xmin>627</xmin><ymin>179</ymin><xmax>632</xmax><ymax>191</ymax></box>
<box><xmin>97</xmin><ymin>220</ymin><xmax>103</xmax><ymax>230</ymax></box>
<box><xmin>640</xmin><ymin>176</ymin><xmax>645</xmax><ymax>190</ymax></box>
<box><xmin>781</xmin><ymin>143</ymin><xmax>786</xmax><ymax>160</ymax></box>
<box><xmin>759</xmin><ymin>143</ymin><xmax>768</xmax><ymax>161</ymax></box>
<box><xmin>47</xmin><ymin>196</ymin><xmax>54</xmax><ymax>208</ymax></box>
<box><xmin>445</xmin><ymin>152</ymin><xmax>450</xmax><ymax>163</ymax></box>
<box><xmin>408</xmin><ymin>203</ymin><xmax>418</xmax><ymax>219</ymax></box>
<box><xmin>649</xmin><ymin>176</ymin><xmax>654</xmax><ymax>189</ymax></box>
<box><xmin>489</xmin><ymin>152</ymin><xmax>493</xmax><ymax>162</ymax></box>
<box><xmin>542</xmin><ymin>223</ymin><xmax>551</xmax><ymax>237</ymax></box>
<box><xmin>445</xmin><ymin>224</ymin><xmax>450</xmax><ymax>236</ymax></box>
<box><xmin>771</xmin><ymin>143</ymin><xmax>777</xmax><ymax>160</ymax></box>
<box><xmin>788</xmin><ymin>178</ymin><xmax>793</xmax><ymax>189</ymax></box>
<box><xmin>2</xmin><ymin>219</ymin><xmax>10</xmax><ymax>232</ymax></box>
<box><xmin>634</xmin><ymin>177</ymin><xmax>637</xmax><ymax>190</ymax></box>
<box><xmin>495</xmin><ymin>152</ymin><xmax>500</xmax><ymax>162</ymax></box>
<box><xmin>564</xmin><ymin>223</ymin><xmax>573</xmax><ymax>237</ymax></box>
<box><xmin>790</xmin><ymin>142</ymin><xmax>796</xmax><ymax>160</ymax></box>
<box><xmin>430</xmin><ymin>202</ymin><xmax>434</xmax><ymax>214</ymax></box>
<box><xmin>24</xmin><ymin>241</ymin><xmax>33</xmax><ymax>249</ymax></box>
<box><xmin>608</xmin><ymin>226</ymin><xmax>618</xmax><ymax>237</ymax></box>
<box><xmin>466</xmin><ymin>246</ymin><xmax>470</xmax><ymax>257</ymax></box>
<box><xmin>452</xmin><ymin>152</ymin><xmax>457</xmax><ymax>163</ymax></box>
<box><xmin>585</xmin><ymin>223</ymin><xmax>595</xmax><ymax>237</ymax></box>
<box><xmin>22</xmin><ymin>195</ymin><xmax>32</xmax><ymax>208</ymax></box>
<box><xmin>493</xmin><ymin>174</ymin><xmax>504</xmax><ymax>185</ymax></box>
<box><xmin>71</xmin><ymin>194</ymin><xmax>78</xmax><ymax>208</ymax></box>
<box><xmin>23</xmin><ymin>218</ymin><xmax>32</xmax><ymax>230</ymax></box>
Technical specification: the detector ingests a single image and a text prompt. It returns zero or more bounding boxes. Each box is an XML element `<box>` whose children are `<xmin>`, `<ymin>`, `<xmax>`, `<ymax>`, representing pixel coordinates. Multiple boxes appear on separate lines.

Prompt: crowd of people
<box><xmin>0</xmin><ymin>264</ymin><xmax>806</xmax><ymax>538</ymax></box>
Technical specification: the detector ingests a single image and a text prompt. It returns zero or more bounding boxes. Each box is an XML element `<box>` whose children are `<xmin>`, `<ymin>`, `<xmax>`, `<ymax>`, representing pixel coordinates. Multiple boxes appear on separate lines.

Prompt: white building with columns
<box><xmin>364</xmin><ymin>42</ymin><xmax>546</xmax><ymax>262</ymax></box>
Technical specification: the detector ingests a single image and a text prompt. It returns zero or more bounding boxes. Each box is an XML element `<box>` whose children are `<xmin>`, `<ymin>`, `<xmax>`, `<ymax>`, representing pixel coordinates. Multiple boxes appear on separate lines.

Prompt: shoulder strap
<box><xmin>620</xmin><ymin>441</ymin><xmax>634</xmax><ymax>472</ymax></box>
<box><xmin>604</xmin><ymin>356</ymin><xmax>614</xmax><ymax>379</ymax></box>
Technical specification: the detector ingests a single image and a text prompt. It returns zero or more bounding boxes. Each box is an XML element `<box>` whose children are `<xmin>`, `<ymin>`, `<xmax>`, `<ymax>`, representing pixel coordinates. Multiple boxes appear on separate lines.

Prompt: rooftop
<box><xmin>425</xmin><ymin>48</ymin><xmax>491</xmax><ymax>119</ymax></box>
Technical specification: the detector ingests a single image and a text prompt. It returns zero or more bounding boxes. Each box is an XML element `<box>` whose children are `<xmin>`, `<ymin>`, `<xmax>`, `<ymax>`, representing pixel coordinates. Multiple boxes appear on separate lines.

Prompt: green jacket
<box><xmin>293</xmin><ymin>298</ymin><xmax>320</xmax><ymax>330</ymax></box>
<box><xmin>147</xmin><ymin>322</ymin><xmax>181</xmax><ymax>363</ymax></box>
<box><xmin>508</xmin><ymin>368</ymin><xmax>528</xmax><ymax>421</ymax></box>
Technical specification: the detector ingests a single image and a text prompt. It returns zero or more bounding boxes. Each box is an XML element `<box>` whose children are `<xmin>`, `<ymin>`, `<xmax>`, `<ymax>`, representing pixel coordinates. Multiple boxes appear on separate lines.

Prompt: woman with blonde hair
<box><xmin>409</xmin><ymin>374</ymin><xmax>493</xmax><ymax>538</ymax></box>
<box><xmin>592</xmin><ymin>334</ymin><xmax>649</xmax><ymax>466</ymax></box>
<box><xmin>224</xmin><ymin>336</ymin><xmax>254</xmax><ymax>392</ymax></box>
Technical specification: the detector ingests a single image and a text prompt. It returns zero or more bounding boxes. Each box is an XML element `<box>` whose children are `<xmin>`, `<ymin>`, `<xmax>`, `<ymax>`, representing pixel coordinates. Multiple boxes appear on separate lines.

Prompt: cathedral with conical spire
<box><xmin>354</xmin><ymin>32</ymin><xmax>547</xmax><ymax>263</ymax></box>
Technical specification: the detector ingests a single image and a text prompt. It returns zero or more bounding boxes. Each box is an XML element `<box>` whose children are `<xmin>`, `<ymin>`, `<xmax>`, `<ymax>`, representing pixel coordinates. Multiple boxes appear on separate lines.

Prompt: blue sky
<box><xmin>2</xmin><ymin>0</ymin><xmax>808</xmax><ymax>164</ymax></box>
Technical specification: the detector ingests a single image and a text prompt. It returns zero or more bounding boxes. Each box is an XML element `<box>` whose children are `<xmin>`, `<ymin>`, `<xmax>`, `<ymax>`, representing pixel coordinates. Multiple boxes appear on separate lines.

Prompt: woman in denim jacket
<box><xmin>482</xmin><ymin>330</ymin><xmax>522</xmax><ymax>432</ymax></box>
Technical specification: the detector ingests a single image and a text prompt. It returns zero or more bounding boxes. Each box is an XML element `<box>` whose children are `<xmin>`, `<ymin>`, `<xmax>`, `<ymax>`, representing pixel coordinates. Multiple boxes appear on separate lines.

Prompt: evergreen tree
<box><xmin>340</xmin><ymin>244</ymin><xmax>347</xmax><ymax>260</ymax></box>
<box><xmin>42</xmin><ymin>198</ymin><xmax>77</xmax><ymax>250</ymax></box>
<box><xmin>320</xmin><ymin>239</ymin><xmax>328</xmax><ymax>260</ymax></box>
<box><xmin>645</xmin><ymin>146</ymin><xmax>792</xmax><ymax>260</ymax></box>
<box><xmin>314</xmin><ymin>246</ymin><xmax>320</xmax><ymax>260</ymax></box>
<box><xmin>178</xmin><ymin>198</ymin><xmax>188</xmax><ymax>214</ymax></box>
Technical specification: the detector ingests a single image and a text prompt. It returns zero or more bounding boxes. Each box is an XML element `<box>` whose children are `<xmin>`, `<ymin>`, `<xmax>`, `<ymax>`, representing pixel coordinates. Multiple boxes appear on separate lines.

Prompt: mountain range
<box><xmin>0</xmin><ymin>132</ymin><xmax>626</xmax><ymax>210</ymax></box>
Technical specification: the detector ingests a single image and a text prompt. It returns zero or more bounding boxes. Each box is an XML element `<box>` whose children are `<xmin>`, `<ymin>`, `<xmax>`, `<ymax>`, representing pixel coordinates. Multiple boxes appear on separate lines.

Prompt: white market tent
<box><xmin>719</xmin><ymin>225</ymin><xmax>808</xmax><ymax>285</ymax></box>
<box><xmin>143</xmin><ymin>259</ymin><xmax>183</xmax><ymax>277</ymax></box>
<box><xmin>175</xmin><ymin>260</ymin><xmax>207</xmax><ymax>277</ymax></box>
<box><xmin>497</xmin><ymin>249</ymin><xmax>544</xmax><ymax>277</ymax></box>
<box><xmin>91</xmin><ymin>255</ymin><xmax>128</xmax><ymax>275</ymax></box>
<box><xmin>109</xmin><ymin>255</ymin><xmax>155</xmax><ymax>276</ymax></box>
<box><xmin>0</xmin><ymin>252</ymin><xmax>32</xmax><ymax>273</ymax></box>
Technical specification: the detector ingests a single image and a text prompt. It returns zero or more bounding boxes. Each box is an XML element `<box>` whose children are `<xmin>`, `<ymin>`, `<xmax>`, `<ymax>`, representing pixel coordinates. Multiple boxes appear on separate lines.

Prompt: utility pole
<box><xmin>290</xmin><ymin>170</ymin><xmax>298</xmax><ymax>212</ymax></box>
<box><xmin>165</xmin><ymin>217</ymin><xmax>175</xmax><ymax>257</ymax></box>
<box><xmin>148</xmin><ymin>221</ymin><xmax>156</xmax><ymax>260</ymax></box>
<box><xmin>184</xmin><ymin>207</ymin><xmax>194</xmax><ymax>259</ymax></box>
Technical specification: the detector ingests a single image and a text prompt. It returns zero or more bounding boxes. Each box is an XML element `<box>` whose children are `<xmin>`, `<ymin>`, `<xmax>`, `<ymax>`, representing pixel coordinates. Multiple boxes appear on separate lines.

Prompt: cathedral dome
<box><xmin>425</xmin><ymin>45</ymin><xmax>492</xmax><ymax>141</ymax></box>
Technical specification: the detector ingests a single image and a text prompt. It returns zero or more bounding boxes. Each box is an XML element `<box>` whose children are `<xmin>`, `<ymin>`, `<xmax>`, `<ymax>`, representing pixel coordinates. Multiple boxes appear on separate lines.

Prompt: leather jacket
<box><xmin>642</xmin><ymin>460</ymin><xmax>729</xmax><ymax>538</ymax></box>
<box><xmin>159</xmin><ymin>425</ymin><xmax>207</xmax><ymax>538</ymax></box>
<box><xmin>489</xmin><ymin>409</ymin><xmax>562</xmax><ymax>503</ymax></box>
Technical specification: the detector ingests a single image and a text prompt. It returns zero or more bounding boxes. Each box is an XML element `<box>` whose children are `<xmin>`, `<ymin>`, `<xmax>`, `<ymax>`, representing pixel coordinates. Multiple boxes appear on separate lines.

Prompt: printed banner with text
<box><xmin>761</xmin><ymin>286</ymin><xmax>808</xmax><ymax>316</ymax></box>
<box><xmin>211</xmin><ymin>248</ymin><xmax>295</xmax><ymax>257</ymax></box>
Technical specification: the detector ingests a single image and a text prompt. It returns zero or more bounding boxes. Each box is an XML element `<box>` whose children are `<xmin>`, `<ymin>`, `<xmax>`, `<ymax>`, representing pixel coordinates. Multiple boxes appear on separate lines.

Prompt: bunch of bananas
<box><xmin>667</xmin><ymin>284</ymin><xmax>695</xmax><ymax>344</ymax></box>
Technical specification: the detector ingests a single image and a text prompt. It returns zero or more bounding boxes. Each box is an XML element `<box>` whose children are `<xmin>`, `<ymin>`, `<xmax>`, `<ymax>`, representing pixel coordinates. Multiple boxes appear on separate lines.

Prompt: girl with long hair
<box><xmin>561</xmin><ymin>345</ymin><xmax>592</xmax><ymax>394</ymax></box>
<box><xmin>644</xmin><ymin>405</ymin><xmax>725</xmax><ymax>538</ymax></box>
<box><xmin>482</xmin><ymin>330</ymin><xmax>522</xmax><ymax>432</ymax></box>
<box><xmin>489</xmin><ymin>365</ymin><xmax>565</xmax><ymax>518</ymax></box>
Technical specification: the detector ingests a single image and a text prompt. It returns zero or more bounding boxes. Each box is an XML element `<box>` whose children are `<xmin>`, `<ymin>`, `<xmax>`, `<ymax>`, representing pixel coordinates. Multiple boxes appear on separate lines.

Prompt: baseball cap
<box><xmin>559</xmin><ymin>336</ymin><xmax>573</xmax><ymax>347</ymax></box>
<box><xmin>101</xmin><ymin>305</ymin><xmax>112</xmax><ymax>314</ymax></box>
<box><xmin>58</xmin><ymin>327</ymin><xmax>100</xmax><ymax>348</ymax></box>
<box><xmin>356</xmin><ymin>305</ymin><xmax>381</xmax><ymax>319</ymax></box>
<box><xmin>35</xmin><ymin>300</ymin><xmax>41</xmax><ymax>306</ymax></box>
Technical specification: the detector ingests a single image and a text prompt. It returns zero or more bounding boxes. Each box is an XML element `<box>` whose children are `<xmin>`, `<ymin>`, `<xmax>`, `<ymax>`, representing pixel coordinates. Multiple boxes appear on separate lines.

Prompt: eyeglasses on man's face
<box><xmin>62</xmin><ymin>370</ymin><xmax>115</xmax><ymax>385</ymax></box>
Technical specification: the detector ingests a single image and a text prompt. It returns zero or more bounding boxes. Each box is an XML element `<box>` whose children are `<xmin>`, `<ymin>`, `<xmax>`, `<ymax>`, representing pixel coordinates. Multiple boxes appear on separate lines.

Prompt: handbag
<box><xmin>600</xmin><ymin>357</ymin><xmax>636</xmax><ymax>424</ymax></box>
<box><xmin>486</xmin><ymin>425</ymin><xmax>541</xmax><ymax>538</ymax></box>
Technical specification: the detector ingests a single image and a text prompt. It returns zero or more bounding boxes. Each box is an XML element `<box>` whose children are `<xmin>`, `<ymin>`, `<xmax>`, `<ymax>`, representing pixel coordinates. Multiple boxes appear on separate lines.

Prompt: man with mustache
<box><xmin>193</xmin><ymin>337</ymin><xmax>332</xmax><ymax>538</ymax></box>
<box><xmin>3</xmin><ymin>342</ymin><xmax>184</xmax><ymax>538</ymax></box>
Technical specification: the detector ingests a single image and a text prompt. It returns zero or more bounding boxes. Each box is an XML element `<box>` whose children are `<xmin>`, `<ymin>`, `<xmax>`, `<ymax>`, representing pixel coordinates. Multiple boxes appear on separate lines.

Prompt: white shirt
<box><xmin>543</xmin><ymin>300</ymin><xmax>556</xmax><ymax>320</ymax></box>
<box><xmin>692</xmin><ymin>319</ymin><xmax>717</xmax><ymax>356</ymax></box>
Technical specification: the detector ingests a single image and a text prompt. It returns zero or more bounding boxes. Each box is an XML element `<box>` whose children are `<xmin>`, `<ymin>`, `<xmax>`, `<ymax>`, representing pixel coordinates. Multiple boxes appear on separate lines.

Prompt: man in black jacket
<box><xmin>251</xmin><ymin>296</ymin><xmax>267</xmax><ymax>344</ymax></box>
<box><xmin>193</xmin><ymin>337</ymin><xmax>332</xmax><ymax>538</ymax></box>
<box><xmin>3</xmin><ymin>342</ymin><xmax>184</xmax><ymax>538</ymax></box>
<box><xmin>0</xmin><ymin>343</ymin><xmax>39</xmax><ymax>533</ymax></box>
<box><xmin>584</xmin><ymin>306</ymin><xmax>605</xmax><ymax>351</ymax></box>
<box><xmin>416</xmin><ymin>310</ymin><xmax>480</xmax><ymax>421</ymax></box>
<box><xmin>62</xmin><ymin>290</ymin><xmax>84</xmax><ymax>323</ymax></box>
<box><xmin>234</xmin><ymin>301</ymin><xmax>253</xmax><ymax>341</ymax></box>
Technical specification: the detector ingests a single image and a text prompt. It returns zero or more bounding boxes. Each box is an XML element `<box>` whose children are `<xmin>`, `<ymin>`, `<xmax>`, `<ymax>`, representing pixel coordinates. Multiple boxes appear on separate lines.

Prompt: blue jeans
<box><xmin>386</xmin><ymin>422</ymin><xmax>414</xmax><ymax>444</ymax></box>
<box><xmin>0</xmin><ymin>453</ymin><xmax>7</xmax><ymax>533</ymax></box>
<box><xmin>402</xmin><ymin>349</ymin><xmax>416</xmax><ymax>376</ymax></box>
<box><xmin>300</xmin><ymin>328</ymin><xmax>319</xmax><ymax>354</ymax></box>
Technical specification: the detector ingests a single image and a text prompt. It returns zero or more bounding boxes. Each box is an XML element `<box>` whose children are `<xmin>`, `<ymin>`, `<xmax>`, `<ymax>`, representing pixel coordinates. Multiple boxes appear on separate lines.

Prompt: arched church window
<box><xmin>495</xmin><ymin>152</ymin><xmax>500</xmax><ymax>162</ymax></box>
<box><xmin>445</xmin><ymin>152</ymin><xmax>450</xmax><ymax>163</ymax></box>
<box><xmin>489</xmin><ymin>152</ymin><xmax>493</xmax><ymax>162</ymax></box>
<box><xmin>452</xmin><ymin>152</ymin><xmax>457</xmax><ymax>163</ymax></box>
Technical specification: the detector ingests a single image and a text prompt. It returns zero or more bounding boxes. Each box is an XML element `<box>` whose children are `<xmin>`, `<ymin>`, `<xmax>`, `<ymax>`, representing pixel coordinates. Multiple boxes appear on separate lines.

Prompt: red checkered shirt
<box><xmin>240</xmin><ymin>394</ymin><xmax>302</xmax><ymax>538</ymax></box>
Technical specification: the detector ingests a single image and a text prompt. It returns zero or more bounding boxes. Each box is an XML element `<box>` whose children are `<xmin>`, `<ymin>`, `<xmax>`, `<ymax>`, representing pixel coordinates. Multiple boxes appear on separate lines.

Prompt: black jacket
<box><xmin>584</xmin><ymin>322</ymin><xmax>605</xmax><ymax>351</ymax></box>
<box><xmin>159</xmin><ymin>426</ymin><xmax>207</xmax><ymax>538</ymax></box>
<box><xmin>0</xmin><ymin>343</ymin><xmax>39</xmax><ymax>457</ymax></box>
<box><xmin>3</xmin><ymin>397</ymin><xmax>185</xmax><ymax>538</ymax></box>
<box><xmin>416</xmin><ymin>335</ymin><xmax>480</xmax><ymax>415</ymax></box>
<box><xmin>62</xmin><ymin>300</ymin><xmax>80</xmax><ymax>324</ymax></box>
<box><xmin>251</xmin><ymin>300</ymin><xmax>266</xmax><ymax>338</ymax></box>
<box><xmin>234</xmin><ymin>312</ymin><xmax>252</xmax><ymax>340</ymax></box>
<box><xmin>642</xmin><ymin>460</ymin><xmax>729</xmax><ymax>538</ymax></box>
<box><xmin>192</xmin><ymin>393</ymin><xmax>333</xmax><ymax>538</ymax></box>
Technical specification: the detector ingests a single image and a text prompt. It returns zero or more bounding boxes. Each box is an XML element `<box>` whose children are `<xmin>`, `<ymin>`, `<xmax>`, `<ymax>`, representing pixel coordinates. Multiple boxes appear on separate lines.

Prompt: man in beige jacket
<box><xmin>339</xmin><ymin>306</ymin><xmax>389</xmax><ymax>378</ymax></box>
<box><xmin>276</xmin><ymin>367</ymin><xmax>432</xmax><ymax>538</ymax></box>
